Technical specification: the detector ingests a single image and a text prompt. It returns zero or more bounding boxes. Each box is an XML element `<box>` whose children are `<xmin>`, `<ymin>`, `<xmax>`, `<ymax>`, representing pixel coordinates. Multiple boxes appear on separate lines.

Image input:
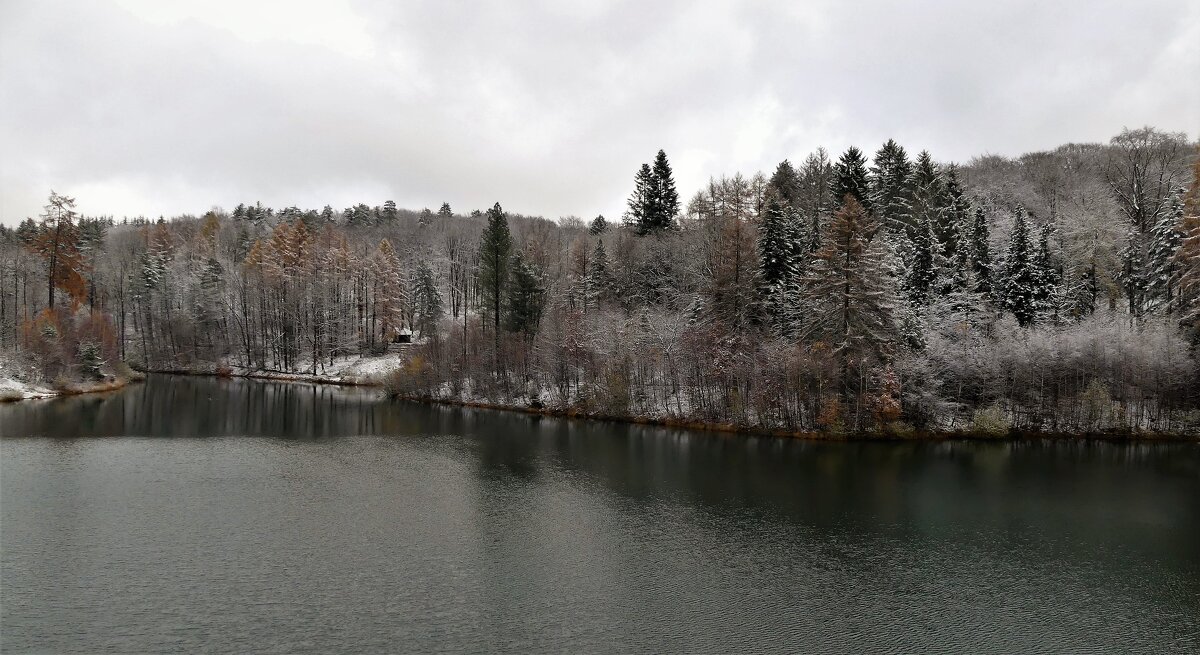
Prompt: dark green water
<box><xmin>1</xmin><ymin>374</ymin><xmax>1198</xmax><ymax>653</ymax></box>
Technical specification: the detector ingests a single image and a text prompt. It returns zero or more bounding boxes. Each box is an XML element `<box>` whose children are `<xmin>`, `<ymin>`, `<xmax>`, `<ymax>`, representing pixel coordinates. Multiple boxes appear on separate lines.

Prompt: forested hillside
<box><xmin>3</xmin><ymin>128</ymin><xmax>1198</xmax><ymax>435</ymax></box>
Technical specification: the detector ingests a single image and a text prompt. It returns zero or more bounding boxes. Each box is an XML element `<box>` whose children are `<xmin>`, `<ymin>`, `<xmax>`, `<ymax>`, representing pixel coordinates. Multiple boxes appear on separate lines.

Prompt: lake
<box><xmin>1</xmin><ymin>374</ymin><xmax>1198</xmax><ymax>653</ymax></box>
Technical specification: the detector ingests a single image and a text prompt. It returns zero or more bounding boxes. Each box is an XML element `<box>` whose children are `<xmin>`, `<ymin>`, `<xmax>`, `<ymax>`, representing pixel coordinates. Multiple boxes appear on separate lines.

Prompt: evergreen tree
<box><xmin>870</xmin><ymin>139</ymin><xmax>913</xmax><ymax>235</ymax></box>
<box><xmin>478</xmin><ymin>202</ymin><xmax>513</xmax><ymax>340</ymax></box>
<box><xmin>756</xmin><ymin>189</ymin><xmax>798</xmax><ymax>329</ymax></box>
<box><xmin>1146</xmin><ymin>191</ymin><xmax>1185</xmax><ymax>312</ymax></box>
<box><xmin>321</xmin><ymin>205</ymin><xmax>335</xmax><ymax>223</ymax></box>
<box><xmin>625</xmin><ymin>163</ymin><xmax>654</xmax><ymax>234</ymax></box>
<box><xmin>1031</xmin><ymin>223</ymin><xmax>1061</xmax><ymax>318</ymax></box>
<box><xmin>585</xmin><ymin>238</ymin><xmax>613</xmax><ymax>309</ymax></box>
<box><xmin>588</xmin><ymin>215</ymin><xmax>609</xmax><ymax>235</ymax></box>
<box><xmin>650</xmin><ymin>149</ymin><xmax>680</xmax><ymax>229</ymax></box>
<box><xmin>909</xmin><ymin>151</ymin><xmax>943</xmax><ymax>244</ymax></box>
<box><xmin>968</xmin><ymin>208</ymin><xmax>992</xmax><ymax>294</ymax></box>
<box><xmin>626</xmin><ymin>150</ymin><xmax>680</xmax><ymax>235</ymax></box>
<box><xmin>830</xmin><ymin>146</ymin><xmax>872</xmax><ymax>214</ymax></box>
<box><xmin>905</xmin><ymin>216</ymin><xmax>938</xmax><ymax>306</ymax></box>
<box><xmin>768</xmin><ymin>159</ymin><xmax>802</xmax><ymax>208</ymax></box>
<box><xmin>505</xmin><ymin>252</ymin><xmax>546</xmax><ymax>338</ymax></box>
<box><xmin>15</xmin><ymin>217</ymin><xmax>39</xmax><ymax>244</ymax></box>
<box><xmin>438</xmin><ymin>202</ymin><xmax>453</xmax><ymax>217</ymax></box>
<box><xmin>411</xmin><ymin>260</ymin><xmax>442</xmax><ymax>338</ymax></box>
<box><xmin>1000</xmin><ymin>207</ymin><xmax>1038</xmax><ymax>326</ymax></box>
<box><xmin>938</xmin><ymin>166</ymin><xmax>971</xmax><ymax>263</ymax></box>
<box><xmin>381</xmin><ymin>200</ymin><xmax>398</xmax><ymax>223</ymax></box>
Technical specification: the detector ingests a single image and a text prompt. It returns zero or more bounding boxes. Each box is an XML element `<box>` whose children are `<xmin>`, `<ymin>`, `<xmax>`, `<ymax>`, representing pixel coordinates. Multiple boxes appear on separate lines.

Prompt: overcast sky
<box><xmin>1</xmin><ymin>0</ymin><xmax>1197</xmax><ymax>226</ymax></box>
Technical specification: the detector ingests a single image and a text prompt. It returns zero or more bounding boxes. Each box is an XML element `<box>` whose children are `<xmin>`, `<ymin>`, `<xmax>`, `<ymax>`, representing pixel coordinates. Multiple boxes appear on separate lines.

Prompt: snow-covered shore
<box><xmin>0</xmin><ymin>376</ymin><xmax>57</xmax><ymax>401</ymax></box>
<box><xmin>150</xmin><ymin>353</ymin><xmax>407</xmax><ymax>387</ymax></box>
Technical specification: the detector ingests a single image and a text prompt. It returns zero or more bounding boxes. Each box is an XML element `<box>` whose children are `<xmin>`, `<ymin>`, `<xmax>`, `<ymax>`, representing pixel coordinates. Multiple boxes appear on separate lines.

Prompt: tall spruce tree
<box><xmin>830</xmin><ymin>147</ymin><xmax>872</xmax><ymax>214</ymax></box>
<box><xmin>626</xmin><ymin>150</ymin><xmax>680</xmax><ymax>235</ymax></box>
<box><xmin>969</xmin><ymin>208</ymin><xmax>992</xmax><ymax>294</ymax></box>
<box><xmin>586</xmin><ymin>238</ymin><xmax>613</xmax><ymax>309</ymax></box>
<box><xmin>625</xmin><ymin>163</ymin><xmax>654</xmax><ymax>234</ymax></box>
<box><xmin>909</xmin><ymin>151</ymin><xmax>943</xmax><ymax>245</ymax></box>
<box><xmin>650</xmin><ymin>149</ymin><xmax>680</xmax><ymax>230</ymax></box>
<box><xmin>506</xmin><ymin>252</ymin><xmax>546</xmax><ymax>339</ymax></box>
<box><xmin>756</xmin><ymin>188</ymin><xmax>798</xmax><ymax>330</ymax></box>
<box><xmin>588</xmin><ymin>215</ymin><xmax>609</xmax><ymax>235</ymax></box>
<box><xmin>1031</xmin><ymin>223</ymin><xmax>1061</xmax><ymax>318</ymax></box>
<box><xmin>1146</xmin><ymin>191</ymin><xmax>1185</xmax><ymax>312</ymax></box>
<box><xmin>870</xmin><ymin>139</ymin><xmax>914</xmax><ymax>235</ymax></box>
<box><xmin>905</xmin><ymin>215</ymin><xmax>938</xmax><ymax>306</ymax></box>
<box><xmin>768</xmin><ymin>159</ymin><xmax>803</xmax><ymax>208</ymax></box>
<box><xmin>939</xmin><ymin>166</ymin><xmax>971</xmax><ymax>262</ymax></box>
<box><xmin>1001</xmin><ymin>207</ymin><xmax>1038</xmax><ymax>326</ymax></box>
<box><xmin>478</xmin><ymin>202</ymin><xmax>513</xmax><ymax>343</ymax></box>
<box><xmin>411</xmin><ymin>260</ymin><xmax>443</xmax><ymax>338</ymax></box>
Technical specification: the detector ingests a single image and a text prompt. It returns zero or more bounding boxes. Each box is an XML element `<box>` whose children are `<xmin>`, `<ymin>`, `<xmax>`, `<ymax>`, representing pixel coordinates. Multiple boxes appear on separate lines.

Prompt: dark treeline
<box><xmin>3</xmin><ymin>129</ymin><xmax>1199</xmax><ymax>435</ymax></box>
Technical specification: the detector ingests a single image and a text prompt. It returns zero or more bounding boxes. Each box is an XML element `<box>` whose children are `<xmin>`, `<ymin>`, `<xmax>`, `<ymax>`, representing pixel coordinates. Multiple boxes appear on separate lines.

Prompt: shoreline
<box><xmin>0</xmin><ymin>371</ymin><xmax>145</xmax><ymax>402</ymax></box>
<box><xmin>143</xmin><ymin>367</ymin><xmax>1199</xmax><ymax>443</ymax></box>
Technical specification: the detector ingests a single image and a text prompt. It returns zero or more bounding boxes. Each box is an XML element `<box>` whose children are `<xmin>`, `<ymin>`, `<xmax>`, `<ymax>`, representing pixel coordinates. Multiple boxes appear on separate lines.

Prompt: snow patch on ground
<box><xmin>215</xmin><ymin>352</ymin><xmax>408</xmax><ymax>385</ymax></box>
<box><xmin>0</xmin><ymin>376</ymin><xmax>56</xmax><ymax>400</ymax></box>
<box><xmin>0</xmin><ymin>357</ymin><xmax>56</xmax><ymax>400</ymax></box>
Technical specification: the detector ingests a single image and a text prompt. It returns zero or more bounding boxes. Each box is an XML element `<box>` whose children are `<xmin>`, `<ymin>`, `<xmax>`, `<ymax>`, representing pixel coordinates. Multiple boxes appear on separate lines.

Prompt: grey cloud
<box><xmin>1</xmin><ymin>0</ymin><xmax>1196</xmax><ymax>225</ymax></box>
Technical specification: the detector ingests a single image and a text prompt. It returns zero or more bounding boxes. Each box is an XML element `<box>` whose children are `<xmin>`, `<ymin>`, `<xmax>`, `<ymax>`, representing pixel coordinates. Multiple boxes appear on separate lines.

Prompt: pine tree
<box><xmin>650</xmin><ymin>149</ymin><xmax>680</xmax><ymax>229</ymax></box>
<box><xmin>905</xmin><ymin>216</ymin><xmax>938</xmax><ymax>306</ymax></box>
<box><xmin>938</xmin><ymin>166</ymin><xmax>971</xmax><ymax>264</ymax></box>
<box><xmin>800</xmin><ymin>197</ymin><xmax>895</xmax><ymax>388</ymax></box>
<box><xmin>625</xmin><ymin>163</ymin><xmax>654</xmax><ymax>234</ymax></box>
<box><xmin>756</xmin><ymin>189</ymin><xmax>798</xmax><ymax>329</ymax></box>
<box><xmin>478</xmin><ymin>202</ymin><xmax>513</xmax><ymax>340</ymax></box>
<box><xmin>321</xmin><ymin>205</ymin><xmax>335</xmax><ymax>223</ymax></box>
<box><xmin>585</xmin><ymin>238</ymin><xmax>613</xmax><ymax>309</ymax></box>
<box><xmin>1146</xmin><ymin>191</ymin><xmax>1185</xmax><ymax>312</ymax></box>
<box><xmin>909</xmin><ymin>151</ymin><xmax>943</xmax><ymax>244</ymax></box>
<box><xmin>411</xmin><ymin>260</ymin><xmax>442</xmax><ymax>338</ymax></box>
<box><xmin>968</xmin><ymin>208</ymin><xmax>992</xmax><ymax>294</ymax></box>
<box><xmin>1031</xmin><ymin>223</ymin><xmax>1061</xmax><ymax>318</ymax></box>
<box><xmin>1000</xmin><ymin>207</ymin><xmax>1038</xmax><ymax>326</ymax></box>
<box><xmin>589</xmin><ymin>215</ymin><xmax>609</xmax><ymax>235</ymax></box>
<box><xmin>870</xmin><ymin>139</ymin><xmax>913</xmax><ymax>235</ymax></box>
<box><xmin>505</xmin><ymin>252</ymin><xmax>546</xmax><ymax>339</ymax></box>
<box><xmin>830</xmin><ymin>147</ymin><xmax>872</xmax><ymax>214</ymax></box>
<box><xmin>768</xmin><ymin>159</ymin><xmax>802</xmax><ymax>208</ymax></box>
<box><xmin>627</xmin><ymin>150</ymin><xmax>680</xmax><ymax>235</ymax></box>
<box><xmin>438</xmin><ymin>202</ymin><xmax>453</xmax><ymax>217</ymax></box>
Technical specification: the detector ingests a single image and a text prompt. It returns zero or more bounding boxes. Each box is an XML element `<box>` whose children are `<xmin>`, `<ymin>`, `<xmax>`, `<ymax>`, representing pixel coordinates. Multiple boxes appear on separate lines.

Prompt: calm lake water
<box><xmin>1</xmin><ymin>375</ymin><xmax>1198</xmax><ymax>653</ymax></box>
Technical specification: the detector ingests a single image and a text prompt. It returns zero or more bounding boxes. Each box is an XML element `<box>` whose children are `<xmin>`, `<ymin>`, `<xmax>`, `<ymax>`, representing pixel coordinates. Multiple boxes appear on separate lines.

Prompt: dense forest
<box><xmin>2</xmin><ymin>127</ymin><xmax>1198</xmax><ymax>435</ymax></box>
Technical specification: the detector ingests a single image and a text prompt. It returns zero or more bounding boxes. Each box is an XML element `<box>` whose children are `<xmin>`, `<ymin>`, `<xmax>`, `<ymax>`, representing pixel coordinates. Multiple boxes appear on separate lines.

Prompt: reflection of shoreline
<box><xmin>133</xmin><ymin>370</ymin><xmax>1200</xmax><ymax>443</ymax></box>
